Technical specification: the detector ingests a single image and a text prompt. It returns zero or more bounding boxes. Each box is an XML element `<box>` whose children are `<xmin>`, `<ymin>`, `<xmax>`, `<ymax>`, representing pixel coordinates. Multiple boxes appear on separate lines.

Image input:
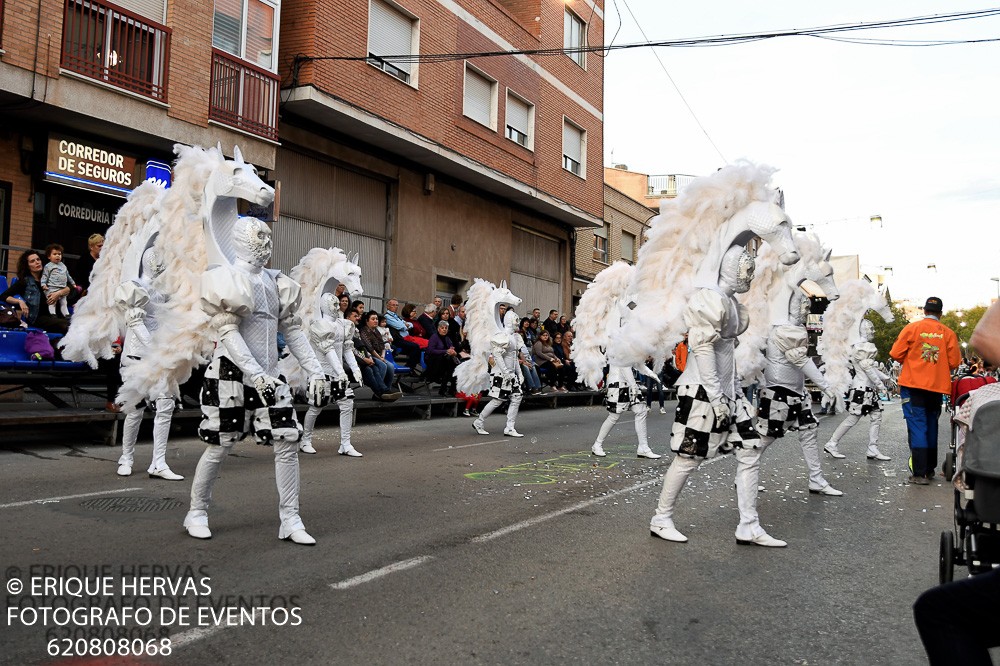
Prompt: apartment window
<box><xmin>564</xmin><ymin>9</ymin><xmax>586</xmax><ymax>68</ymax></box>
<box><xmin>621</xmin><ymin>232</ymin><xmax>636</xmax><ymax>264</ymax></box>
<box><xmin>368</xmin><ymin>0</ymin><xmax>415</xmax><ymax>84</ymax></box>
<box><xmin>505</xmin><ymin>91</ymin><xmax>533</xmax><ymax>149</ymax></box>
<box><xmin>463</xmin><ymin>65</ymin><xmax>496</xmax><ymax>129</ymax></box>
<box><xmin>593</xmin><ymin>223</ymin><xmax>609</xmax><ymax>263</ymax></box>
<box><xmin>563</xmin><ymin>119</ymin><xmax>585</xmax><ymax>177</ymax></box>
<box><xmin>213</xmin><ymin>0</ymin><xmax>278</xmax><ymax>71</ymax></box>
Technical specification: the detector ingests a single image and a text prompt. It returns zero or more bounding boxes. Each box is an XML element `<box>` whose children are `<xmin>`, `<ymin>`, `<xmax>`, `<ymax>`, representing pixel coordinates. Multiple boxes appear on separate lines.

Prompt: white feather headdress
<box><xmin>608</xmin><ymin>161</ymin><xmax>779</xmax><ymax>368</ymax></box>
<box><xmin>820</xmin><ymin>279</ymin><xmax>894</xmax><ymax>395</ymax></box>
<box><xmin>115</xmin><ymin>144</ymin><xmax>222</xmax><ymax>407</ymax></box>
<box><xmin>59</xmin><ymin>181</ymin><xmax>165</xmax><ymax>368</ymax></box>
<box><xmin>571</xmin><ymin>261</ymin><xmax>634</xmax><ymax>389</ymax></box>
<box><xmin>277</xmin><ymin>247</ymin><xmax>357</xmax><ymax>390</ymax></box>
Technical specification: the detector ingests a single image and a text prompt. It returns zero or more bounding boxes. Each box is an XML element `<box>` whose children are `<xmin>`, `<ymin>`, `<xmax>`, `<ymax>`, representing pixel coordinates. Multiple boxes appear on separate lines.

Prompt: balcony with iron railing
<box><xmin>647</xmin><ymin>174</ymin><xmax>697</xmax><ymax>198</ymax></box>
<box><xmin>209</xmin><ymin>49</ymin><xmax>279</xmax><ymax>142</ymax></box>
<box><xmin>61</xmin><ymin>0</ymin><xmax>170</xmax><ymax>102</ymax></box>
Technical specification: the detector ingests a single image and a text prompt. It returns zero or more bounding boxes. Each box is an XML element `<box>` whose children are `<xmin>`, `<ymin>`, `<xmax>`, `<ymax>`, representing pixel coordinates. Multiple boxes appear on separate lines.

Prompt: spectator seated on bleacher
<box><xmin>533</xmin><ymin>330</ymin><xmax>570</xmax><ymax>391</ymax></box>
<box><xmin>384</xmin><ymin>298</ymin><xmax>424</xmax><ymax>370</ymax></box>
<box><xmin>350</xmin><ymin>310</ymin><xmax>400</xmax><ymax>402</ymax></box>
<box><xmin>425</xmin><ymin>320</ymin><xmax>459</xmax><ymax>396</ymax></box>
<box><xmin>417</xmin><ymin>303</ymin><xmax>437</xmax><ymax>341</ymax></box>
<box><xmin>1</xmin><ymin>250</ymin><xmax>70</xmax><ymax>335</ymax></box>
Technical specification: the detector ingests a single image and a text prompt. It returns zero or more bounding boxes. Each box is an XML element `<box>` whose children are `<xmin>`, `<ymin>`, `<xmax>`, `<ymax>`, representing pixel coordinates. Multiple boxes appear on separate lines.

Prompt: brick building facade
<box><xmin>275</xmin><ymin>0</ymin><xmax>605</xmax><ymax>312</ymax></box>
<box><xmin>0</xmin><ymin>0</ymin><xmax>278</xmax><ymax>278</ymax></box>
<box><xmin>571</xmin><ymin>182</ymin><xmax>654</xmax><ymax>310</ymax></box>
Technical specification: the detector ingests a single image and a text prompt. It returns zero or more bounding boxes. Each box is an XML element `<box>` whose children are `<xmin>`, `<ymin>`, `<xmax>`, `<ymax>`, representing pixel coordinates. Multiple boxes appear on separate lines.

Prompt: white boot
<box><xmin>867</xmin><ymin>411</ymin><xmax>889</xmax><ymax>459</ymax></box>
<box><xmin>474</xmin><ymin>399</ymin><xmax>501</xmax><ymax>434</ymax></box>
<box><xmin>300</xmin><ymin>405</ymin><xmax>321</xmax><ymax>454</ymax></box>
<box><xmin>802</xmin><ymin>428</ymin><xmax>841</xmax><ymax>496</ymax></box>
<box><xmin>634</xmin><ymin>405</ymin><xmax>661</xmax><ymax>458</ymax></box>
<box><xmin>650</xmin><ymin>456</ymin><xmax>699</xmax><ymax>542</ymax></box>
<box><xmin>734</xmin><ymin>444</ymin><xmax>787</xmax><ymax>547</ymax></box>
<box><xmin>825</xmin><ymin>414</ymin><xmax>860</xmax><ymax>458</ymax></box>
<box><xmin>148</xmin><ymin>398</ymin><xmax>182</xmax><ymax>479</ymax></box>
<box><xmin>592</xmin><ymin>412</ymin><xmax>618</xmax><ymax>456</ymax></box>
<box><xmin>504</xmin><ymin>393</ymin><xmax>523</xmax><ymax>434</ymax></box>
<box><xmin>274</xmin><ymin>440</ymin><xmax>314</xmax><ymax>545</ymax></box>
<box><xmin>337</xmin><ymin>398</ymin><xmax>357</xmax><ymax>455</ymax></box>
<box><xmin>183</xmin><ymin>443</ymin><xmax>232</xmax><ymax>539</ymax></box>
<box><xmin>118</xmin><ymin>407</ymin><xmax>144</xmax><ymax>476</ymax></box>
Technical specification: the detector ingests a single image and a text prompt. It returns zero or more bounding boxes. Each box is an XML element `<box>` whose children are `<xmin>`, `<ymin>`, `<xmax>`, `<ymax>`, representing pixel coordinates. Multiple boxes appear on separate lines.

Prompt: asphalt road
<box><xmin>0</xmin><ymin>398</ymin><xmax>960</xmax><ymax>665</ymax></box>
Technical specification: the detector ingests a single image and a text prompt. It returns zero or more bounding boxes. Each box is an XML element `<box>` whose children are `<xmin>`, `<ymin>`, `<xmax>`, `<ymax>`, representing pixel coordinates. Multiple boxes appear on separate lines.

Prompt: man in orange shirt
<box><xmin>889</xmin><ymin>297</ymin><xmax>961</xmax><ymax>484</ymax></box>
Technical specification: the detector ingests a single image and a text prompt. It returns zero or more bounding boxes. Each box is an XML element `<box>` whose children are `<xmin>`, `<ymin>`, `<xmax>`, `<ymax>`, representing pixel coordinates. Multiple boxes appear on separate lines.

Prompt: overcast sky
<box><xmin>601</xmin><ymin>1</ymin><xmax>1000</xmax><ymax>310</ymax></box>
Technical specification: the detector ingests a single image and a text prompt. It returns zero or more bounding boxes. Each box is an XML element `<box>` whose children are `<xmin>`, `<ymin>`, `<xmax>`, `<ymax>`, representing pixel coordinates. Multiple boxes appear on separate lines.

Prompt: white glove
<box><xmin>337</xmin><ymin>372</ymin><xmax>349</xmax><ymax>384</ymax></box>
<box><xmin>711</xmin><ymin>400</ymin><xmax>731</xmax><ymax>429</ymax></box>
<box><xmin>252</xmin><ymin>374</ymin><xmax>282</xmax><ymax>407</ymax></box>
<box><xmin>306</xmin><ymin>374</ymin><xmax>331</xmax><ymax>407</ymax></box>
<box><xmin>822</xmin><ymin>387</ymin><xmax>838</xmax><ymax>402</ymax></box>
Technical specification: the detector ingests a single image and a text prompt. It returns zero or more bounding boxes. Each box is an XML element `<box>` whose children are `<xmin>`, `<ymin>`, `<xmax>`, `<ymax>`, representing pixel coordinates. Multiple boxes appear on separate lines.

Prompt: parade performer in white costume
<box><xmin>184</xmin><ymin>216</ymin><xmax>331</xmax><ymax>544</ymax></box>
<box><xmin>279</xmin><ymin>247</ymin><xmax>365</xmax><ymax>457</ymax></box>
<box><xmin>821</xmin><ymin>280</ymin><xmax>895</xmax><ymax>461</ymax></box>
<box><xmin>737</xmin><ymin>232</ymin><xmax>842</xmax><ymax>497</ymax></box>
<box><xmin>116</xmin><ymin>242</ymin><xmax>183</xmax><ymax>480</ymax></box>
<box><xmin>455</xmin><ymin>279</ymin><xmax>524</xmax><ymax>437</ymax></box>
<box><xmin>572</xmin><ymin>261</ymin><xmax>661</xmax><ymax>459</ymax></box>
<box><xmin>59</xmin><ymin>180</ymin><xmax>181</xmax><ymax>480</ymax></box>
<box><xmin>617</xmin><ymin>162</ymin><xmax>800</xmax><ymax>548</ymax></box>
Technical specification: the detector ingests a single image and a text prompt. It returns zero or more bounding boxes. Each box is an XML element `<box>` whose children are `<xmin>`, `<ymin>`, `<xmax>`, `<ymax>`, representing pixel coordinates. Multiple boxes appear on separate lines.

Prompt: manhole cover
<box><xmin>80</xmin><ymin>497</ymin><xmax>183</xmax><ymax>513</ymax></box>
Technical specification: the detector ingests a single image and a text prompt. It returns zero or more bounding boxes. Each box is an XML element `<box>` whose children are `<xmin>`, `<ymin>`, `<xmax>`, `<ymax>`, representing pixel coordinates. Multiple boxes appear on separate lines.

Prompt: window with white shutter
<box><xmin>368</xmin><ymin>0</ymin><xmax>415</xmax><ymax>83</ymax></box>
<box><xmin>563</xmin><ymin>119</ymin><xmax>585</xmax><ymax>177</ymax></box>
<box><xmin>564</xmin><ymin>9</ymin><xmax>586</xmax><ymax>68</ymax></box>
<box><xmin>505</xmin><ymin>91</ymin><xmax>533</xmax><ymax>149</ymax></box>
<box><xmin>621</xmin><ymin>232</ymin><xmax>635</xmax><ymax>264</ymax></box>
<box><xmin>463</xmin><ymin>65</ymin><xmax>496</xmax><ymax>129</ymax></box>
<box><xmin>593</xmin><ymin>223</ymin><xmax>609</xmax><ymax>263</ymax></box>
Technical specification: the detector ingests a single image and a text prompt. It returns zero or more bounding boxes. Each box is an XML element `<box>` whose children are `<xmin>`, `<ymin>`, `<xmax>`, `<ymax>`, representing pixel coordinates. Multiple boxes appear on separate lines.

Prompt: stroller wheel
<box><xmin>939</xmin><ymin>531</ymin><xmax>955</xmax><ymax>584</ymax></box>
<box><xmin>943</xmin><ymin>452</ymin><xmax>955</xmax><ymax>482</ymax></box>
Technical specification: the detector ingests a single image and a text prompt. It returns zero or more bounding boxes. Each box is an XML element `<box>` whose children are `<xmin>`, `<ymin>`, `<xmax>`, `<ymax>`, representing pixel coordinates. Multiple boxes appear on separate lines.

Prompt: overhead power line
<box><xmin>293</xmin><ymin>7</ymin><xmax>1000</xmax><ymax>68</ymax></box>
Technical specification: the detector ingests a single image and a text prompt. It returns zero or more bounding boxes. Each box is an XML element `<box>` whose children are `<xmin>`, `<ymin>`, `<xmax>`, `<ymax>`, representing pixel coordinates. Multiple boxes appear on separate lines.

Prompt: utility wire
<box><xmin>618</xmin><ymin>0</ymin><xmax>727</xmax><ymax>164</ymax></box>
<box><xmin>294</xmin><ymin>7</ymin><xmax>1000</xmax><ymax>67</ymax></box>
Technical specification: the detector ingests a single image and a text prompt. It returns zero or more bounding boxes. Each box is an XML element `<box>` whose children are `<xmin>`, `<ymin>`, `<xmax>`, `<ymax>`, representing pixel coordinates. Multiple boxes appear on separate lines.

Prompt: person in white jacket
<box><xmin>824</xmin><ymin>319</ymin><xmax>893</xmax><ymax>461</ymax></box>
<box><xmin>184</xmin><ymin>217</ymin><xmax>330</xmax><ymax>545</ymax></box>
<box><xmin>300</xmin><ymin>293</ymin><xmax>364</xmax><ymax>457</ymax></box>
<box><xmin>650</xmin><ymin>245</ymin><xmax>786</xmax><ymax>547</ymax></box>
<box><xmin>115</xmin><ymin>247</ymin><xmax>183</xmax><ymax>481</ymax></box>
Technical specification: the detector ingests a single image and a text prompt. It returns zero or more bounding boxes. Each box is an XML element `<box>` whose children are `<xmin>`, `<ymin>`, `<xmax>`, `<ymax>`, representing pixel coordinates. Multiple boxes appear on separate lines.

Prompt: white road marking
<box><xmin>0</xmin><ymin>487</ymin><xmax>142</xmax><ymax>509</ymax></box>
<box><xmin>433</xmin><ymin>439</ymin><xmax>506</xmax><ymax>451</ymax></box>
<box><xmin>472</xmin><ymin>476</ymin><xmax>663</xmax><ymax>543</ymax></box>
<box><xmin>171</xmin><ymin>609</ymin><xmax>259</xmax><ymax>649</ymax></box>
<box><xmin>330</xmin><ymin>555</ymin><xmax>435</xmax><ymax>590</ymax></box>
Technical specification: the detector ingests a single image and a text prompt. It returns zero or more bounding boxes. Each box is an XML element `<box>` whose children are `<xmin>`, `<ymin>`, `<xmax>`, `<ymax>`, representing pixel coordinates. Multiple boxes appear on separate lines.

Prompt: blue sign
<box><xmin>144</xmin><ymin>160</ymin><xmax>172</xmax><ymax>188</ymax></box>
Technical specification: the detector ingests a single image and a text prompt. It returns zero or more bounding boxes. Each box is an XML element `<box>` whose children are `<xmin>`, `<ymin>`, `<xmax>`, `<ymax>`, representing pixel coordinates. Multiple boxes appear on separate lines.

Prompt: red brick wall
<box><xmin>279</xmin><ymin>0</ymin><xmax>604</xmax><ymax>219</ymax></box>
<box><xmin>0</xmin><ymin>135</ymin><xmax>36</xmax><ymax>277</ymax></box>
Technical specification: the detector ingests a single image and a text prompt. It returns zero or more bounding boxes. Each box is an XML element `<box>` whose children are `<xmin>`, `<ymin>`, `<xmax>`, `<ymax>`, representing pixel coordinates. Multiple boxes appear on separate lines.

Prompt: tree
<box><xmin>940</xmin><ymin>305</ymin><xmax>987</xmax><ymax>359</ymax></box>
<box><xmin>868</xmin><ymin>300</ymin><xmax>909</xmax><ymax>365</ymax></box>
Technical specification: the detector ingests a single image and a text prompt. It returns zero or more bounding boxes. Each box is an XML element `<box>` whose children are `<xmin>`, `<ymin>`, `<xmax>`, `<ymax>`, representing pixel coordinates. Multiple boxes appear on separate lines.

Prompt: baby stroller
<box><xmin>939</xmin><ymin>400</ymin><xmax>1000</xmax><ymax>583</ymax></box>
<box><xmin>944</xmin><ymin>374</ymin><xmax>997</xmax><ymax>480</ymax></box>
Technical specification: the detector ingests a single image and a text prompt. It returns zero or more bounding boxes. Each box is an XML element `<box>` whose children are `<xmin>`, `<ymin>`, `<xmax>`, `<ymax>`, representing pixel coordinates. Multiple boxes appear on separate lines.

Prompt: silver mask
<box><xmin>140</xmin><ymin>247</ymin><xmax>165</xmax><ymax>279</ymax></box>
<box><xmin>859</xmin><ymin>319</ymin><xmax>875</xmax><ymax>342</ymax></box>
<box><xmin>320</xmin><ymin>293</ymin><xmax>338</xmax><ymax>319</ymax></box>
<box><xmin>233</xmin><ymin>216</ymin><xmax>273</xmax><ymax>268</ymax></box>
<box><xmin>719</xmin><ymin>246</ymin><xmax>755</xmax><ymax>294</ymax></box>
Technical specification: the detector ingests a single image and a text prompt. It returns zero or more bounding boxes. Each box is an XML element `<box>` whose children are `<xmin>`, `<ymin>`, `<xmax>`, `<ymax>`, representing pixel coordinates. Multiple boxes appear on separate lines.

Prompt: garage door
<box><xmin>510</xmin><ymin>228</ymin><xmax>562</xmax><ymax>315</ymax></box>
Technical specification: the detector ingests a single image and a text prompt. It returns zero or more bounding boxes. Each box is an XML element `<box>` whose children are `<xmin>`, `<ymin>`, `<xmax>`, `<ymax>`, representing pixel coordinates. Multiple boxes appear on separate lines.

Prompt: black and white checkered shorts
<box><xmin>755</xmin><ymin>386</ymin><xmax>818</xmax><ymax>438</ymax></box>
<box><xmin>488</xmin><ymin>372</ymin><xmax>522</xmax><ymax>401</ymax></box>
<box><xmin>329</xmin><ymin>376</ymin><xmax>353</xmax><ymax>402</ymax></box>
<box><xmin>603</xmin><ymin>381</ymin><xmax>642</xmax><ymax>413</ymax></box>
<box><xmin>847</xmin><ymin>387</ymin><xmax>881</xmax><ymax>416</ymax></box>
<box><xmin>198</xmin><ymin>355</ymin><xmax>302</xmax><ymax>445</ymax></box>
<box><xmin>670</xmin><ymin>384</ymin><xmax>760</xmax><ymax>458</ymax></box>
